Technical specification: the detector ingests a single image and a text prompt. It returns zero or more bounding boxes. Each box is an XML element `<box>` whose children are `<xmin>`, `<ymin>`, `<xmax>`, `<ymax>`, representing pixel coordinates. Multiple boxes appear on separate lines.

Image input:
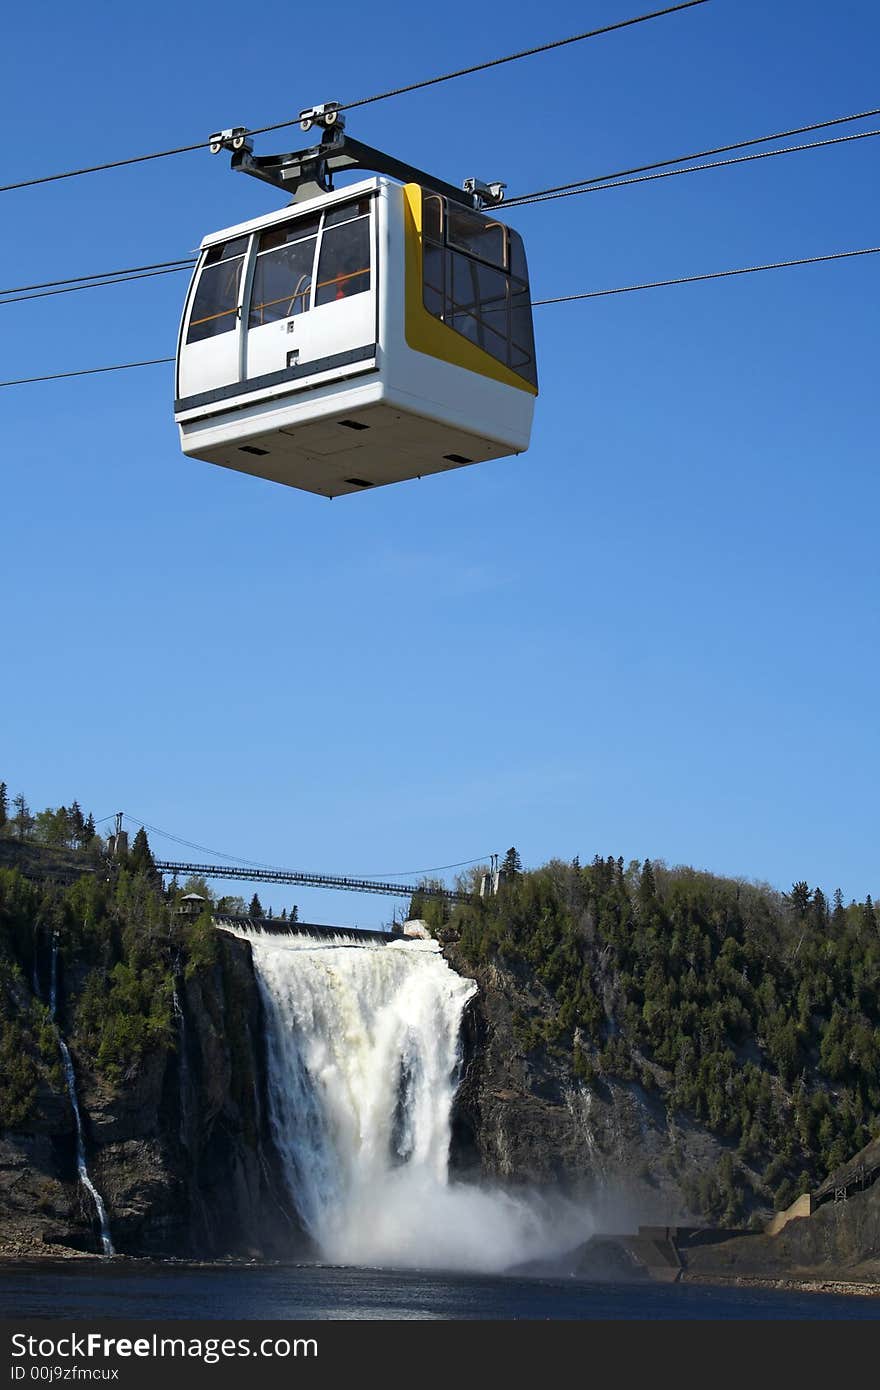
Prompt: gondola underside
<box><xmin>180</xmin><ymin>402</ymin><xmax>519</xmax><ymax>498</ymax></box>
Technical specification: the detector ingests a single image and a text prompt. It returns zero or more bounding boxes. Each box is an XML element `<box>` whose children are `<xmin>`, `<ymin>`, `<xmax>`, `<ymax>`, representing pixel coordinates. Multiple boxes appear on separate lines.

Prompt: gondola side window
<box><xmin>421</xmin><ymin>190</ymin><xmax>537</xmax><ymax>388</ymax></box>
<box><xmin>186</xmin><ymin>237</ymin><xmax>248</xmax><ymax>344</ymax></box>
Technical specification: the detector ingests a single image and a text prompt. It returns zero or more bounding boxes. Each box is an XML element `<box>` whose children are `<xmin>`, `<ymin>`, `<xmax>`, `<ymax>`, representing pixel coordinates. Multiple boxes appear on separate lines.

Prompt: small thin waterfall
<box><xmin>56</xmin><ymin>1038</ymin><xmax>115</xmax><ymax>1255</ymax></box>
<box><xmin>237</xmin><ymin>928</ymin><xmax>592</xmax><ymax>1271</ymax></box>
<box><xmin>171</xmin><ymin>979</ymin><xmax>191</xmax><ymax>1149</ymax></box>
<box><xmin>49</xmin><ymin>941</ymin><xmax>114</xmax><ymax>1256</ymax></box>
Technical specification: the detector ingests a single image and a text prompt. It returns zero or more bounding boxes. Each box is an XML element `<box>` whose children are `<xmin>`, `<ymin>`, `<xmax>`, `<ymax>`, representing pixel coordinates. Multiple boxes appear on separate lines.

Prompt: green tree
<box><xmin>788</xmin><ymin>882</ymin><xmax>812</xmax><ymax>918</ymax></box>
<box><xmin>502</xmin><ymin>847</ymin><xmax>522</xmax><ymax>878</ymax></box>
<box><xmin>0</xmin><ymin>783</ymin><xmax>7</xmax><ymax>830</ymax></box>
<box><xmin>33</xmin><ymin>807</ymin><xmax>73</xmax><ymax>847</ymax></box>
<box><xmin>248</xmin><ymin>894</ymin><xmax>264</xmax><ymax>919</ymax></box>
<box><xmin>128</xmin><ymin>827</ymin><xmax>155</xmax><ymax>874</ymax></box>
<box><xmin>69</xmin><ymin>802</ymin><xmax>85</xmax><ymax>845</ymax></box>
<box><xmin>639</xmin><ymin>859</ymin><xmax>657</xmax><ymax>905</ymax></box>
<box><xmin>11</xmin><ymin>794</ymin><xmax>34</xmax><ymax>840</ymax></box>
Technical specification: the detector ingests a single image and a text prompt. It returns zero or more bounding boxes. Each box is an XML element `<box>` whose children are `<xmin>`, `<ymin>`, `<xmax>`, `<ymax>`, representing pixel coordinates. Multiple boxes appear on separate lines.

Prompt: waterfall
<box><xmin>240</xmin><ymin>929</ymin><xmax>592</xmax><ymax>1272</ymax></box>
<box><xmin>171</xmin><ymin>979</ymin><xmax>191</xmax><ymax>1150</ymax></box>
<box><xmin>48</xmin><ymin>942</ymin><xmax>115</xmax><ymax>1256</ymax></box>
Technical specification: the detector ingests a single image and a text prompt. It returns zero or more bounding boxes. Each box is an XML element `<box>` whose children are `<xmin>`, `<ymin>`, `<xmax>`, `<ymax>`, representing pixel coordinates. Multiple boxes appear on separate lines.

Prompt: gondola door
<box><xmin>244</xmin><ymin>213</ymin><xmax>321</xmax><ymax>384</ymax></box>
<box><xmin>244</xmin><ymin>197</ymin><xmax>375</xmax><ymax>386</ymax></box>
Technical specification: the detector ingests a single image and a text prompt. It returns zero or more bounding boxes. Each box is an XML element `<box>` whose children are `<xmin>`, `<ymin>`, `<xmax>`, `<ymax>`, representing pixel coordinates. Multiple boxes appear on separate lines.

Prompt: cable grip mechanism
<box><xmin>209</xmin><ymin>127</ymin><xmax>252</xmax><ymax>156</ymax></box>
<box><xmin>462</xmin><ymin>177</ymin><xmax>506</xmax><ymax>207</ymax></box>
<box><xmin>298</xmin><ymin>102</ymin><xmax>345</xmax><ymax>134</ymax></box>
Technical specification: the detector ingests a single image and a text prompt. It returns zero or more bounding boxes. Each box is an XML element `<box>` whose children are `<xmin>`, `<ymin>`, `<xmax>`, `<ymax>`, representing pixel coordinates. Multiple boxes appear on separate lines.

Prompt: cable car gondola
<box><xmin>174</xmin><ymin>107</ymin><xmax>538</xmax><ymax>497</ymax></box>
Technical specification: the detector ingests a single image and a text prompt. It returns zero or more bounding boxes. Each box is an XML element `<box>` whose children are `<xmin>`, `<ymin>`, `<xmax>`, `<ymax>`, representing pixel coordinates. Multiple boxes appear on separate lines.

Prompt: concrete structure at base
<box><xmin>577</xmin><ymin>1226</ymin><xmax>759</xmax><ymax>1283</ymax></box>
<box><xmin>765</xmin><ymin>1192</ymin><xmax>813</xmax><ymax>1236</ymax></box>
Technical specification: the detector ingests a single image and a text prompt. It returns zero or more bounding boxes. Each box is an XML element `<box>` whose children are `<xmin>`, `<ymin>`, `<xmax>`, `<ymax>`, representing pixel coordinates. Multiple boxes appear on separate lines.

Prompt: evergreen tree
<box><xmin>81</xmin><ymin>813</ymin><xmax>96</xmax><ymax>846</ymax></box>
<box><xmin>69</xmin><ymin>801</ymin><xmax>85</xmax><ymax>845</ymax></box>
<box><xmin>0</xmin><ymin>782</ymin><xmax>7</xmax><ymax>830</ymax></box>
<box><xmin>129</xmin><ymin>827</ymin><xmax>155</xmax><ymax>874</ymax></box>
<box><xmin>788</xmin><ymin>882</ymin><xmax>812</xmax><ymax>918</ymax></box>
<box><xmin>639</xmin><ymin>859</ymin><xmax>657</xmax><ymax>904</ymax></box>
<box><xmin>249</xmin><ymin>893</ymin><xmax>264</xmax><ymax>919</ymax></box>
<box><xmin>11</xmin><ymin>794</ymin><xmax>33</xmax><ymax>840</ymax></box>
<box><xmin>502</xmin><ymin>847</ymin><xmax>522</xmax><ymax>878</ymax></box>
<box><xmin>290</xmin><ymin>905</ymin><xmax>299</xmax><ymax>922</ymax></box>
<box><xmin>831</xmin><ymin>888</ymin><xmax>846</xmax><ymax>933</ymax></box>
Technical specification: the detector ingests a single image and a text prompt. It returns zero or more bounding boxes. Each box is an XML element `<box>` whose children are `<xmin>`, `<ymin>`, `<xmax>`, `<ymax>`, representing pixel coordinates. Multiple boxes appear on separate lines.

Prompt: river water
<box><xmin>0</xmin><ymin>1263</ymin><xmax>877</xmax><ymax>1320</ymax></box>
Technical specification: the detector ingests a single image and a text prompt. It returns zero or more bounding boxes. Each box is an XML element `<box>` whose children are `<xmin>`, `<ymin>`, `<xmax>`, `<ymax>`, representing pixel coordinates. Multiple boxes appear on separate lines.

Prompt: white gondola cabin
<box><xmin>174</xmin><ymin>173</ymin><xmax>538</xmax><ymax>497</ymax></box>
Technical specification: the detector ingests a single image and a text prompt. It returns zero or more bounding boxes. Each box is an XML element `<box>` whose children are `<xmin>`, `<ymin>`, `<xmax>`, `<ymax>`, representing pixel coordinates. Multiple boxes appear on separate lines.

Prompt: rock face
<box><xmin>0</xmin><ymin>933</ymin><xmax>300</xmax><ymax>1259</ymax></box>
<box><xmin>680</xmin><ymin>1181</ymin><xmax>880</xmax><ymax>1280</ymax></box>
<box><xmin>445</xmin><ymin>947</ymin><xmax>749</xmax><ymax>1226</ymax></box>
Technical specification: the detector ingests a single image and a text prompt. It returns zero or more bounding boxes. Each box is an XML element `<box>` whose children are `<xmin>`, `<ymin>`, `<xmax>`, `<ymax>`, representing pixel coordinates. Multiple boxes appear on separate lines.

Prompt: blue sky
<box><xmin>2</xmin><ymin>0</ymin><xmax>878</xmax><ymax>925</ymax></box>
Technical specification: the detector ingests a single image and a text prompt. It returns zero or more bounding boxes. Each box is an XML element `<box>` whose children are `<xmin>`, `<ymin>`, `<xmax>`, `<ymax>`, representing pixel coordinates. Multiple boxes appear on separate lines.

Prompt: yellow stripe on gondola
<box><xmin>402</xmin><ymin>184</ymin><xmax>538</xmax><ymax>397</ymax></box>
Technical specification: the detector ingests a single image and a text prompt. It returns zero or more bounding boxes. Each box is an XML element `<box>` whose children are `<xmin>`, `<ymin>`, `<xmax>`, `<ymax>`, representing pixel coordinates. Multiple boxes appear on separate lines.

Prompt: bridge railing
<box><xmin>153</xmin><ymin>859</ymin><xmax>471</xmax><ymax>903</ymax></box>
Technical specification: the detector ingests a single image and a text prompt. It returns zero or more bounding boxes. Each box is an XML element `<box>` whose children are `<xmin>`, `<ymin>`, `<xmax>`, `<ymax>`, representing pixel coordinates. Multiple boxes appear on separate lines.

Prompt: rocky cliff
<box><xmin>0</xmin><ymin>885</ymin><xmax>297</xmax><ymax>1258</ymax></box>
<box><xmin>446</xmin><ymin>946</ymin><xmax>742</xmax><ymax>1225</ymax></box>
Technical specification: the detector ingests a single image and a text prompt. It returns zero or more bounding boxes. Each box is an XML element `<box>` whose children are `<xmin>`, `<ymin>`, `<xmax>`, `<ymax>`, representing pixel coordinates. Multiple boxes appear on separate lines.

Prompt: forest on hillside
<box><xmin>0</xmin><ymin>784</ymin><xmax>221</xmax><ymax>1130</ymax></box>
<box><xmin>413</xmin><ymin>851</ymin><xmax>880</xmax><ymax>1219</ymax></box>
<box><xmin>3</xmin><ymin>779</ymin><xmax>879</xmax><ymax>1225</ymax></box>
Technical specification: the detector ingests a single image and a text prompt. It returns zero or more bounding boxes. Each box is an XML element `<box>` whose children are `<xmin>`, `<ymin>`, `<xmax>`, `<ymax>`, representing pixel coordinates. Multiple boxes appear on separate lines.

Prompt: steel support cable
<box><xmin>0</xmin><ymin>258</ymin><xmax>196</xmax><ymax>297</ymax></box>
<box><xmin>505</xmin><ymin>103</ymin><xmax>880</xmax><ymax>205</ymax></box>
<box><xmin>2</xmin><ymin>244</ymin><xmax>878</xmax><ymax>387</ymax></box>
<box><xmin>0</xmin><ymin>357</ymin><xmax>175</xmax><ymax>387</ymax></box>
<box><xmin>3</xmin><ymin>119</ymin><xmax>879</xmax><ymax>308</ymax></box>
<box><xmin>532</xmin><ymin>245</ymin><xmax>880</xmax><ymax>305</ymax></box>
<box><xmin>510</xmin><ymin>126</ymin><xmax>880</xmax><ymax>207</ymax></box>
<box><xmin>0</xmin><ymin>4</ymin><xmax>710</xmax><ymax>194</ymax></box>
<box><xmin>0</xmin><ymin>264</ymin><xmax>195</xmax><ymax>307</ymax></box>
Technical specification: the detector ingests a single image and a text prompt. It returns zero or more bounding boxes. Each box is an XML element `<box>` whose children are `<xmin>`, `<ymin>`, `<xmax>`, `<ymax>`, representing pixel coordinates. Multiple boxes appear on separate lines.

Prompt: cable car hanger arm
<box><xmin>209</xmin><ymin>104</ymin><xmax>505</xmax><ymax>209</ymax></box>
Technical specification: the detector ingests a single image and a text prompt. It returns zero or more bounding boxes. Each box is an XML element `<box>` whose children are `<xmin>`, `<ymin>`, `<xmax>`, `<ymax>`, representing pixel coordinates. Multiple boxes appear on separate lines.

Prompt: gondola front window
<box><xmin>421</xmin><ymin>190</ymin><xmax>537</xmax><ymax>388</ymax></box>
<box><xmin>186</xmin><ymin>237</ymin><xmax>248</xmax><ymax>343</ymax></box>
<box><xmin>249</xmin><ymin>215</ymin><xmax>320</xmax><ymax>327</ymax></box>
<box><xmin>315</xmin><ymin>198</ymin><xmax>372</xmax><ymax>306</ymax></box>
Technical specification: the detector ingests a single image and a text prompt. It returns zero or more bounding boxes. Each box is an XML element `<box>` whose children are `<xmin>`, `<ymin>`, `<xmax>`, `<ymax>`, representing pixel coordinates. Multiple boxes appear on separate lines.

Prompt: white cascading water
<box><xmin>238</xmin><ymin>929</ymin><xmax>592</xmax><ymax>1272</ymax></box>
<box><xmin>49</xmin><ymin>941</ymin><xmax>115</xmax><ymax>1255</ymax></box>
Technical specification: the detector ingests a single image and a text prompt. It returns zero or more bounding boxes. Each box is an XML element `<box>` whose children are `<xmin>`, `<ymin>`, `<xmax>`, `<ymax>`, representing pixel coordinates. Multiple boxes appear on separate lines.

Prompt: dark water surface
<box><xmin>1</xmin><ymin>1262</ymin><xmax>877</xmax><ymax>1320</ymax></box>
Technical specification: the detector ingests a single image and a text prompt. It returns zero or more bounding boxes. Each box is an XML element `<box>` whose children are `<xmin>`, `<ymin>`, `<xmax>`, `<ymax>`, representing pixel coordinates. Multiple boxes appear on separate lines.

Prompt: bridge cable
<box><xmin>122</xmin><ymin>813</ymin><xmax>493</xmax><ymax>882</ymax></box>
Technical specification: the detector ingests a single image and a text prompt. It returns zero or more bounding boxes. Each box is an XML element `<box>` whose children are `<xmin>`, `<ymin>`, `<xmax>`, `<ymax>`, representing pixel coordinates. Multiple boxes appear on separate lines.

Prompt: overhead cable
<box><xmin>3</xmin><ymin>243</ymin><xmax>877</xmax><ymax>388</ymax></box>
<box><xmin>0</xmin><ymin>4</ymin><xmax>710</xmax><ymax>194</ymax></box>
<box><xmin>2</xmin><ymin>113</ymin><xmax>879</xmax><ymax>310</ymax></box>
<box><xmin>0</xmin><ymin>264</ymin><xmax>195</xmax><ymax>307</ymax></box>
<box><xmin>0</xmin><ymin>357</ymin><xmax>176</xmax><ymax>387</ymax></box>
<box><xmin>0</xmin><ymin>258</ymin><xmax>196</xmax><ymax>297</ymax></box>
<box><xmin>532</xmin><ymin>245</ymin><xmax>880</xmax><ymax>304</ymax></box>
<box><xmin>511</xmin><ymin>126</ymin><xmax>880</xmax><ymax>207</ymax></box>
<box><xmin>506</xmin><ymin>104</ymin><xmax>880</xmax><ymax>205</ymax></box>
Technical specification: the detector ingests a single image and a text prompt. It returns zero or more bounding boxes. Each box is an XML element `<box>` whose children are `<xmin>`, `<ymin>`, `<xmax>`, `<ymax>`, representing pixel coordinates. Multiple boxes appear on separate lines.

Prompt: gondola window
<box><xmin>186</xmin><ymin>237</ymin><xmax>248</xmax><ymax>343</ymax></box>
